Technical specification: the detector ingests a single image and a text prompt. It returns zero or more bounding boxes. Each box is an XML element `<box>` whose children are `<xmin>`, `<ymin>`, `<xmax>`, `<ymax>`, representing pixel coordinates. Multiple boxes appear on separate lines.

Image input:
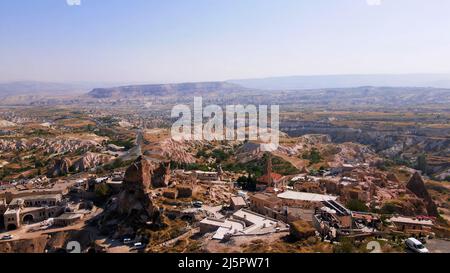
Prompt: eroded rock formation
<box><xmin>407</xmin><ymin>172</ymin><xmax>440</xmax><ymax>217</ymax></box>
<box><xmin>72</xmin><ymin>152</ymin><xmax>114</xmax><ymax>172</ymax></box>
<box><xmin>97</xmin><ymin>156</ymin><xmax>166</xmax><ymax>236</ymax></box>
<box><xmin>47</xmin><ymin>157</ymin><xmax>72</xmax><ymax>177</ymax></box>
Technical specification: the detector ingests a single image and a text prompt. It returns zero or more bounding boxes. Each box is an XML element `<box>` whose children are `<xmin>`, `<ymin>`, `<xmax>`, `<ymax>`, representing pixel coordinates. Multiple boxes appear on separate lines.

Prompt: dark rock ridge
<box><xmin>406</xmin><ymin>172</ymin><xmax>440</xmax><ymax>217</ymax></box>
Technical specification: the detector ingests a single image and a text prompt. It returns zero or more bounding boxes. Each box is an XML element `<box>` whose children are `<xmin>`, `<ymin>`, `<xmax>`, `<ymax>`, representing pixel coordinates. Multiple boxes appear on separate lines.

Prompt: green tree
<box><xmin>346</xmin><ymin>199</ymin><xmax>369</xmax><ymax>212</ymax></box>
<box><xmin>416</xmin><ymin>154</ymin><xmax>428</xmax><ymax>174</ymax></box>
<box><xmin>381</xmin><ymin>203</ymin><xmax>398</xmax><ymax>215</ymax></box>
<box><xmin>237</xmin><ymin>175</ymin><xmax>257</xmax><ymax>192</ymax></box>
<box><xmin>95</xmin><ymin>183</ymin><xmax>111</xmax><ymax>200</ymax></box>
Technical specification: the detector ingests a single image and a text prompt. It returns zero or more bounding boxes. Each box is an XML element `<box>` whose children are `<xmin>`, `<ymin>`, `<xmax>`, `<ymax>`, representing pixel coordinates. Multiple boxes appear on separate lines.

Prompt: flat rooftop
<box><xmin>230</xmin><ymin>196</ymin><xmax>247</xmax><ymax>207</ymax></box>
<box><xmin>203</xmin><ymin>209</ymin><xmax>285</xmax><ymax>240</ymax></box>
<box><xmin>250</xmin><ymin>193</ymin><xmax>281</xmax><ymax>204</ymax></box>
<box><xmin>277</xmin><ymin>191</ymin><xmax>337</xmax><ymax>202</ymax></box>
<box><xmin>200</xmin><ymin>218</ymin><xmax>231</xmax><ymax>229</ymax></box>
<box><xmin>390</xmin><ymin>216</ymin><xmax>434</xmax><ymax>226</ymax></box>
<box><xmin>233</xmin><ymin>209</ymin><xmax>279</xmax><ymax>231</ymax></box>
<box><xmin>55</xmin><ymin>213</ymin><xmax>83</xmax><ymax>220</ymax></box>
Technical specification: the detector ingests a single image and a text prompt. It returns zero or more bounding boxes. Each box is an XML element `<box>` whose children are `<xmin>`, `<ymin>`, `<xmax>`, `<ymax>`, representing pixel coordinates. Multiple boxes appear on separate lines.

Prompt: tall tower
<box><xmin>217</xmin><ymin>163</ymin><xmax>223</xmax><ymax>181</ymax></box>
<box><xmin>266</xmin><ymin>153</ymin><xmax>274</xmax><ymax>187</ymax></box>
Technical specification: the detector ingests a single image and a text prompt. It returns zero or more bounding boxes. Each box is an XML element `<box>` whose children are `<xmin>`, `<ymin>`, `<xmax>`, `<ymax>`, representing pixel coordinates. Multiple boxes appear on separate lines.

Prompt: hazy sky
<box><xmin>1</xmin><ymin>0</ymin><xmax>450</xmax><ymax>83</ymax></box>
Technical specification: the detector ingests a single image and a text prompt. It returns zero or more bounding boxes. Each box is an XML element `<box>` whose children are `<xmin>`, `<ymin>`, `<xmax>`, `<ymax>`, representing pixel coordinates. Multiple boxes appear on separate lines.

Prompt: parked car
<box><xmin>1</xmin><ymin>234</ymin><xmax>13</xmax><ymax>240</ymax></box>
<box><xmin>406</xmin><ymin>238</ymin><xmax>429</xmax><ymax>253</ymax></box>
<box><xmin>133</xmin><ymin>242</ymin><xmax>146</xmax><ymax>250</ymax></box>
<box><xmin>123</xmin><ymin>238</ymin><xmax>132</xmax><ymax>245</ymax></box>
<box><xmin>193</xmin><ymin>201</ymin><xmax>203</xmax><ymax>208</ymax></box>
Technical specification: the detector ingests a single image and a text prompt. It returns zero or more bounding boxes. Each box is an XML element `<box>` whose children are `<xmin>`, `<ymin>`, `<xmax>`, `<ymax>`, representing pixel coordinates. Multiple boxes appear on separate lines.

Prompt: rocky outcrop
<box><xmin>382</xmin><ymin>196</ymin><xmax>428</xmax><ymax>216</ymax></box>
<box><xmin>0</xmin><ymin>137</ymin><xmax>99</xmax><ymax>154</ymax></box>
<box><xmin>47</xmin><ymin>157</ymin><xmax>72</xmax><ymax>177</ymax></box>
<box><xmin>0</xmin><ymin>230</ymin><xmax>97</xmax><ymax>253</ymax></box>
<box><xmin>406</xmin><ymin>172</ymin><xmax>440</xmax><ymax>217</ymax></box>
<box><xmin>151</xmin><ymin>162</ymin><xmax>171</xmax><ymax>188</ymax></box>
<box><xmin>0</xmin><ymin>236</ymin><xmax>48</xmax><ymax>253</ymax></box>
<box><xmin>116</xmin><ymin>156</ymin><xmax>154</xmax><ymax>215</ymax></box>
<box><xmin>0</xmin><ymin>120</ymin><xmax>16</xmax><ymax>128</ymax></box>
<box><xmin>290</xmin><ymin>220</ymin><xmax>316</xmax><ymax>241</ymax></box>
<box><xmin>72</xmin><ymin>152</ymin><xmax>113</xmax><ymax>172</ymax></box>
<box><xmin>97</xmin><ymin>156</ymin><xmax>165</xmax><ymax>235</ymax></box>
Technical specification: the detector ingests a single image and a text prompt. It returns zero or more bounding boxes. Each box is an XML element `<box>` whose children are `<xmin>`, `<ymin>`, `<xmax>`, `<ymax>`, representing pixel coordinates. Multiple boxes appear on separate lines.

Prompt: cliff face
<box><xmin>407</xmin><ymin>172</ymin><xmax>440</xmax><ymax>217</ymax></box>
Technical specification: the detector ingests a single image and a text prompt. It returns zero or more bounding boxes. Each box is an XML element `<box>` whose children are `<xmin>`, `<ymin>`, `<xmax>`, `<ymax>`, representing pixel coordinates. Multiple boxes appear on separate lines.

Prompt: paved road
<box><xmin>426</xmin><ymin>239</ymin><xmax>450</xmax><ymax>253</ymax></box>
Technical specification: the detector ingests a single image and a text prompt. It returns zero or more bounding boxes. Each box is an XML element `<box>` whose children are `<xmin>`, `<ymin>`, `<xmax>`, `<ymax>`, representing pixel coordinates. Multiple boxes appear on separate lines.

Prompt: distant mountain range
<box><xmin>0</xmin><ymin>75</ymin><xmax>449</xmax><ymax>108</ymax></box>
<box><xmin>0</xmin><ymin>81</ymin><xmax>122</xmax><ymax>105</ymax></box>
<box><xmin>84</xmin><ymin>83</ymin><xmax>450</xmax><ymax>109</ymax></box>
<box><xmin>87</xmin><ymin>82</ymin><xmax>246</xmax><ymax>99</ymax></box>
<box><xmin>0</xmin><ymin>81</ymin><xmax>137</xmax><ymax>99</ymax></box>
<box><xmin>229</xmin><ymin>74</ymin><xmax>450</xmax><ymax>90</ymax></box>
<box><xmin>3</xmin><ymin>74</ymin><xmax>450</xmax><ymax>97</ymax></box>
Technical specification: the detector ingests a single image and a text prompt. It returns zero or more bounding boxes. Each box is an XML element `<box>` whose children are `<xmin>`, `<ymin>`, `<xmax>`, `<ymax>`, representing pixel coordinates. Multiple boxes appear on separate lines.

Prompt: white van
<box><xmin>405</xmin><ymin>238</ymin><xmax>429</xmax><ymax>253</ymax></box>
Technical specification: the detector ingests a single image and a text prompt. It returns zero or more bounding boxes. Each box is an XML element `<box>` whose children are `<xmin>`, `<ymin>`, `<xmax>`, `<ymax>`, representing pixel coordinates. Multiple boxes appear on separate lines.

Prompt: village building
<box><xmin>195</xmin><ymin>171</ymin><xmax>219</xmax><ymax>182</ymax></box>
<box><xmin>2</xmin><ymin>193</ymin><xmax>64</xmax><ymax>230</ymax></box>
<box><xmin>230</xmin><ymin>196</ymin><xmax>247</xmax><ymax>211</ymax></box>
<box><xmin>389</xmin><ymin>216</ymin><xmax>434</xmax><ymax>235</ymax></box>
<box><xmin>249</xmin><ymin>192</ymin><xmax>282</xmax><ymax>218</ymax></box>
<box><xmin>277</xmin><ymin>191</ymin><xmax>338</xmax><ymax>209</ymax></box>
<box><xmin>53</xmin><ymin>213</ymin><xmax>85</xmax><ymax>227</ymax></box>
<box><xmin>199</xmin><ymin>209</ymin><xmax>288</xmax><ymax>240</ymax></box>
<box><xmin>351</xmin><ymin>211</ymin><xmax>381</xmax><ymax>231</ymax></box>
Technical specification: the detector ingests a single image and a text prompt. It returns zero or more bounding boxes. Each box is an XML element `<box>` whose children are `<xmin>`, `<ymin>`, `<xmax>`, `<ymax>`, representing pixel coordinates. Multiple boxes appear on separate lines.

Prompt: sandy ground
<box><xmin>204</xmin><ymin>231</ymin><xmax>290</xmax><ymax>253</ymax></box>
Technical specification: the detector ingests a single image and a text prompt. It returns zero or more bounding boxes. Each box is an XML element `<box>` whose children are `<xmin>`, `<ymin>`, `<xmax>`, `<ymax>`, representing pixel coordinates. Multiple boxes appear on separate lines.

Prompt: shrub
<box><xmin>346</xmin><ymin>199</ymin><xmax>369</xmax><ymax>212</ymax></box>
<box><xmin>334</xmin><ymin>238</ymin><xmax>357</xmax><ymax>253</ymax></box>
<box><xmin>95</xmin><ymin>183</ymin><xmax>111</xmax><ymax>200</ymax></box>
<box><xmin>381</xmin><ymin>203</ymin><xmax>398</xmax><ymax>215</ymax></box>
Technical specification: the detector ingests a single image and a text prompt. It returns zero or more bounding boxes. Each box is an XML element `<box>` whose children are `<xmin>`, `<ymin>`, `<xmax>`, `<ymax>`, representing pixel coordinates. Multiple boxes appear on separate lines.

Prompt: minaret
<box><xmin>217</xmin><ymin>163</ymin><xmax>223</xmax><ymax>181</ymax></box>
<box><xmin>266</xmin><ymin>153</ymin><xmax>274</xmax><ymax>187</ymax></box>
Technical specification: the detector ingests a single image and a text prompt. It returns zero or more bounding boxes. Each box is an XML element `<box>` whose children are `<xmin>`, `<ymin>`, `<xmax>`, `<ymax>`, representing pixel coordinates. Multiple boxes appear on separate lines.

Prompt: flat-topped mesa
<box><xmin>407</xmin><ymin>172</ymin><xmax>440</xmax><ymax>217</ymax></box>
<box><xmin>88</xmin><ymin>81</ymin><xmax>244</xmax><ymax>99</ymax></box>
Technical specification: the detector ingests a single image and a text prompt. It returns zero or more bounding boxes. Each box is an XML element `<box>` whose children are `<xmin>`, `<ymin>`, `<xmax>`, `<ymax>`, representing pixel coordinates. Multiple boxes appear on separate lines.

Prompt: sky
<box><xmin>1</xmin><ymin>0</ymin><xmax>450</xmax><ymax>84</ymax></box>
